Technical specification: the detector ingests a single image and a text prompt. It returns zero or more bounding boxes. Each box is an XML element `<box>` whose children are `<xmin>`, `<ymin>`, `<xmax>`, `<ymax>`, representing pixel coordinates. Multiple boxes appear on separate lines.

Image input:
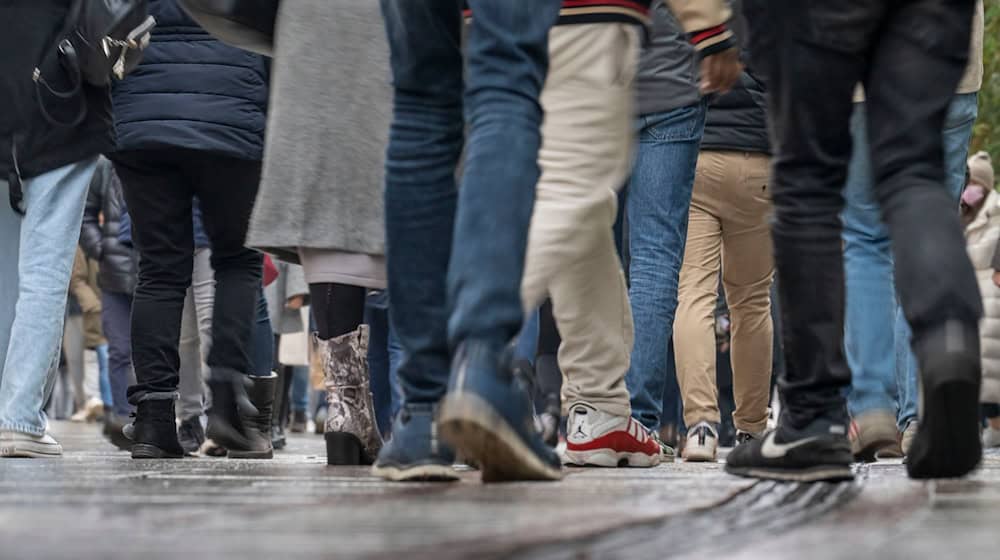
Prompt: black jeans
<box><xmin>743</xmin><ymin>0</ymin><xmax>981</xmax><ymax>428</ymax></box>
<box><xmin>113</xmin><ymin>149</ymin><xmax>263</xmax><ymax>404</ymax></box>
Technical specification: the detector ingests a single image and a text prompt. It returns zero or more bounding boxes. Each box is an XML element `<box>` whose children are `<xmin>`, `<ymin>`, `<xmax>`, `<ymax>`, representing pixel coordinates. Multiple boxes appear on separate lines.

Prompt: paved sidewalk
<box><xmin>0</xmin><ymin>422</ymin><xmax>997</xmax><ymax>559</ymax></box>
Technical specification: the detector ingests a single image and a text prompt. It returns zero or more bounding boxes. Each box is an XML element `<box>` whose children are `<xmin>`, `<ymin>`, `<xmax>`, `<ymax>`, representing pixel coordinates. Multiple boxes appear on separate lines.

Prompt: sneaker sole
<box><xmin>0</xmin><ymin>444</ymin><xmax>62</xmax><ymax>458</ymax></box>
<box><xmin>563</xmin><ymin>449</ymin><xmax>660</xmax><ymax>468</ymax></box>
<box><xmin>131</xmin><ymin>444</ymin><xmax>184</xmax><ymax>459</ymax></box>
<box><xmin>371</xmin><ymin>463</ymin><xmax>460</xmax><ymax>482</ymax></box>
<box><xmin>725</xmin><ymin>464</ymin><xmax>854</xmax><ymax>483</ymax></box>
<box><xmin>907</xmin><ymin>376</ymin><xmax>982</xmax><ymax>479</ymax></box>
<box><xmin>439</xmin><ymin>392</ymin><xmax>562</xmax><ymax>483</ymax></box>
<box><xmin>682</xmin><ymin>447</ymin><xmax>717</xmax><ymax>463</ymax></box>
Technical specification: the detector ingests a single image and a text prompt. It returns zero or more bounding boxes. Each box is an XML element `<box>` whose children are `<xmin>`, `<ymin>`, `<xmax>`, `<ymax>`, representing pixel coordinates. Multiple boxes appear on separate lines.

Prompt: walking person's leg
<box><xmin>0</xmin><ymin>158</ymin><xmax>98</xmax><ymax>457</ymax></box>
<box><xmin>115</xmin><ymin>150</ymin><xmax>195</xmax><ymax>459</ymax></box>
<box><xmin>188</xmin><ymin>155</ymin><xmax>267</xmax><ymax>456</ymax></box>
<box><xmin>718</xmin><ymin>151</ymin><xmax>774</xmax><ymax>441</ymax></box>
<box><xmin>64</xmin><ymin>313</ymin><xmax>86</xmax><ymax>416</ymax></box>
<box><xmin>518</xmin><ymin>22</ymin><xmax>656</xmax><ymax>469</ymax></box>
<box><xmin>673</xmin><ymin>153</ymin><xmax>724</xmax><ymax>462</ymax></box>
<box><xmin>177</xmin><ymin>288</ymin><xmax>206</xmax><ymax>455</ymax></box>
<box><xmin>101</xmin><ymin>290</ymin><xmax>134</xmax><ymax>450</ymax></box>
<box><xmin>725</xmin><ymin>0</ymin><xmax>885</xmax><ymax>482</ymax></box>
<box><xmin>377</xmin><ymin>0</ymin><xmax>562</xmax><ymax>483</ymax></box>
<box><xmin>864</xmin><ymin>0</ymin><xmax>981</xmax><ymax>478</ymax></box>
<box><xmin>841</xmin><ymin>102</ymin><xmax>901</xmax><ymax>460</ymax></box>
<box><xmin>896</xmin><ymin>91</ymin><xmax>979</xmax><ymax>449</ymax></box>
<box><xmin>626</xmin><ymin>104</ymin><xmax>705</xmax><ymax>433</ymax></box>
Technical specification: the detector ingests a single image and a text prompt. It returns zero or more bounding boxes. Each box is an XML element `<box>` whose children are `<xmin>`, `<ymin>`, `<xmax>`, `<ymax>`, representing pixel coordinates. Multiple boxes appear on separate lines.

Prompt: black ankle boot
<box><xmin>207</xmin><ymin>369</ymin><xmax>266</xmax><ymax>453</ymax></box>
<box><xmin>229</xmin><ymin>374</ymin><xmax>277</xmax><ymax>459</ymax></box>
<box><xmin>131</xmin><ymin>400</ymin><xmax>185</xmax><ymax>459</ymax></box>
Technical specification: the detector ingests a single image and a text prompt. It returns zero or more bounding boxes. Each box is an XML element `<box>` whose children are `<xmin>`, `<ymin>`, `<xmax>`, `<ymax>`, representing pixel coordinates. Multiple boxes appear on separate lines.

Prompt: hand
<box><xmin>286</xmin><ymin>294</ymin><xmax>305</xmax><ymax>311</ymax></box>
<box><xmin>700</xmin><ymin>47</ymin><xmax>742</xmax><ymax>94</ymax></box>
<box><xmin>993</xmin><ymin>270</ymin><xmax>1000</xmax><ymax>289</ymax></box>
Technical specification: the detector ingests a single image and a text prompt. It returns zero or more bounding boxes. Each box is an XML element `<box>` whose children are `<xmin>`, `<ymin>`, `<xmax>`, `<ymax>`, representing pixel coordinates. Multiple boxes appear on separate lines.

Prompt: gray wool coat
<box><xmin>247</xmin><ymin>0</ymin><xmax>390</xmax><ymax>265</ymax></box>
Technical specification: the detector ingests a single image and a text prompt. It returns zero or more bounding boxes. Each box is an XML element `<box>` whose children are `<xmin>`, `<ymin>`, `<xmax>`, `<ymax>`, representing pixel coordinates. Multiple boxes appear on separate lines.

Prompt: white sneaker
<box><xmin>682</xmin><ymin>421</ymin><xmax>718</xmax><ymax>462</ymax></box>
<box><xmin>0</xmin><ymin>431</ymin><xmax>63</xmax><ymax>458</ymax></box>
<box><xmin>983</xmin><ymin>426</ymin><xmax>1000</xmax><ymax>448</ymax></box>
<box><xmin>563</xmin><ymin>402</ymin><xmax>661</xmax><ymax>468</ymax></box>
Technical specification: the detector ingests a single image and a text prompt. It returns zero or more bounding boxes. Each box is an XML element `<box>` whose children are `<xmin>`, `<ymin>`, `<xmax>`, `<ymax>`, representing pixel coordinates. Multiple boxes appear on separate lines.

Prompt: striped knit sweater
<box><xmin>465</xmin><ymin>0</ymin><xmax>733</xmax><ymax>56</ymax></box>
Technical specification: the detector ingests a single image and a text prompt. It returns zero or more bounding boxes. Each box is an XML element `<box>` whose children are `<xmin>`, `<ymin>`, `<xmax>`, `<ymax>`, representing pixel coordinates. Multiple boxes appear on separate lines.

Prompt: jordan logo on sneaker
<box><xmin>760</xmin><ymin>432</ymin><xmax>819</xmax><ymax>459</ymax></box>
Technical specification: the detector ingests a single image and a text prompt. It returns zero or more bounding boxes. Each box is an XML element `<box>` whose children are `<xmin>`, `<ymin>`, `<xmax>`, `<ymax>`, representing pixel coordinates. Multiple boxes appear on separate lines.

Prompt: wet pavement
<box><xmin>0</xmin><ymin>422</ymin><xmax>998</xmax><ymax>559</ymax></box>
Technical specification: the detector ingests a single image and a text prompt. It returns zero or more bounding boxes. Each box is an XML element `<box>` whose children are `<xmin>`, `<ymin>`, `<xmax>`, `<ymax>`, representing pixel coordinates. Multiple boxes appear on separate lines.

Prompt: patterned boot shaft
<box><xmin>318</xmin><ymin>326</ymin><xmax>382</xmax><ymax>458</ymax></box>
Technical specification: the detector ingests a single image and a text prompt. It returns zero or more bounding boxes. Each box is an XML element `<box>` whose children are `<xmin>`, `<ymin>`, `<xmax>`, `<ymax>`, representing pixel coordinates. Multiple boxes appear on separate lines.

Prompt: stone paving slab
<box><xmin>0</xmin><ymin>422</ymin><xmax>998</xmax><ymax>559</ymax></box>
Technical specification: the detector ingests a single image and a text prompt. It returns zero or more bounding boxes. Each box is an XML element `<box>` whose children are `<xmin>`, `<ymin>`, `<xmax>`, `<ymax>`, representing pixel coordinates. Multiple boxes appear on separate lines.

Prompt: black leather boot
<box><xmin>131</xmin><ymin>400</ymin><xmax>185</xmax><ymax>459</ymax></box>
<box><xmin>207</xmin><ymin>368</ymin><xmax>267</xmax><ymax>454</ymax></box>
<box><xmin>228</xmin><ymin>373</ymin><xmax>277</xmax><ymax>459</ymax></box>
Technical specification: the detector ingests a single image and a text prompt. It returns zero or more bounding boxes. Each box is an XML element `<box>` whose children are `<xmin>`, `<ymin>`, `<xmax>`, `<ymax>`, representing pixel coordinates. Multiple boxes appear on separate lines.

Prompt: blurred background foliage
<box><xmin>972</xmin><ymin>0</ymin><xmax>999</xmax><ymax>171</ymax></box>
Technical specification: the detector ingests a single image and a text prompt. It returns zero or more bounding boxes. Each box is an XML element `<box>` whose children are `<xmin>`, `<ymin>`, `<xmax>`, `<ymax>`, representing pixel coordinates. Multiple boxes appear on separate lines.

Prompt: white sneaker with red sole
<box><xmin>563</xmin><ymin>402</ymin><xmax>661</xmax><ymax>467</ymax></box>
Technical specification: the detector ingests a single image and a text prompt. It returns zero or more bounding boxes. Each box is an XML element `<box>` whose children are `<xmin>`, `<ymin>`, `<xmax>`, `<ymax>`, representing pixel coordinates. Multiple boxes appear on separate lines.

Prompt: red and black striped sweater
<box><xmin>464</xmin><ymin>0</ymin><xmax>733</xmax><ymax>56</ymax></box>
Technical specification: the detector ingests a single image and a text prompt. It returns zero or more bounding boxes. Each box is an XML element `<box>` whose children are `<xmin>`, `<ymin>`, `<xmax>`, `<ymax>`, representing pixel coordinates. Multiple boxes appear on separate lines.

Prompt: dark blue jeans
<box><xmin>366</xmin><ymin>290</ymin><xmax>404</xmax><ymax>434</ymax></box>
<box><xmin>251</xmin><ymin>290</ymin><xmax>273</xmax><ymax>377</ymax></box>
<box><xmin>102</xmin><ymin>290</ymin><xmax>134</xmax><ymax>417</ymax></box>
<box><xmin>623</xmin><ymin>104</ymin><xmax>707</xmax><ymax>431</ymax></box>
<box><xmin>380</xmin><ymin>0</ymin><xmax>561</xmax><ymax>404</ymax></box>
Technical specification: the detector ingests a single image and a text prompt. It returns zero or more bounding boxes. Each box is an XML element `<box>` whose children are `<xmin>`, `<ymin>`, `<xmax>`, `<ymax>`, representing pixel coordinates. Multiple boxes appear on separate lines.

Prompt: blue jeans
<box><xmin>290</xmin><ymin>366</ymin><xmax>310</xmax><ymax>413</ymax></box>
<box><xmin>102</xmin><ymin>290</ymin><xmax>134</xmax><ymax>417</ymax></box>
<box><xmin>96</xmin><ymin>344</ymin><xmax>111</xmax><ymax>406</ymax></box>
<box><xmin>623</xmin><ymin>103</ymin><xmax>707</xmax><ymax>431</ymax></box>
<box><xmin>380</xmin><ymin>0</ymin><xmax>561</xmax><ymax>404</ymax></box>
<box><xmin>0</xmin><ymin>158</ymin><xmax>99</xmax><ymax>435</ymax></box>
<box><xmin>366</xmin><ymin>290</ymin><xmax>404</xmax><ymax>433</ymax></box>
<box><xmin>250</xmin><ymin>290</ymin><xmax>274</xmax><ymax>377</ymax></box>
<box><xmin>843</xmin><ymin>93</ymin><xmax>978</xmax><ymax>422</ymax></box>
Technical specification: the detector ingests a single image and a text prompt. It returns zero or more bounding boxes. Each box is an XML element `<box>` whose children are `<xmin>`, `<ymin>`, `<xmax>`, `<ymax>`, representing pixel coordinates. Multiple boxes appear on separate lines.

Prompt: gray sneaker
<box><xmin>0</xmin><ymin>431</ymin><xmax>63</xmax><ymax>458</ymax></box>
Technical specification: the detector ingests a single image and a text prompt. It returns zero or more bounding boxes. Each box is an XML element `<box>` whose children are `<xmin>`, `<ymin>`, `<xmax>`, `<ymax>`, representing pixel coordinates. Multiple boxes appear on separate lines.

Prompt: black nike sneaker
<box><xmin>725</xmin><ymin>423</ymin><xmax>854</xmax><ymax>482</ymax></box>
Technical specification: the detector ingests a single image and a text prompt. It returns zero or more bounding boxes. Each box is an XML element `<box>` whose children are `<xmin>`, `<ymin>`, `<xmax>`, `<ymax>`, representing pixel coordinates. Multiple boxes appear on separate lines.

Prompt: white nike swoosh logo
<box><xmin>760</xmin><ymin>432</ymin><xmax>820</xmax><ymax>459</ymax></box>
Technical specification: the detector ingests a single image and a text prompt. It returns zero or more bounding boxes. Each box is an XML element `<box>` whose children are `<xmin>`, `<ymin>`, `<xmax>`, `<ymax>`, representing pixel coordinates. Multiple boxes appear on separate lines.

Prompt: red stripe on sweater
<box><xmin>691</xmin><ymin>24</ymin><xmax>727</xmax><ymax>44</ymax></box>
<box><xmin>561</xmin><ymin>0</ymin><xmax>649</xmax><ymax>12</ymax></box>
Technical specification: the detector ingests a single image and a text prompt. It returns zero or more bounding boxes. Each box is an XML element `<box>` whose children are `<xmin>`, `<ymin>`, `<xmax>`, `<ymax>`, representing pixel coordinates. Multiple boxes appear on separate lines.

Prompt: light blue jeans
<box><xmin>0</xmin><ymin>158</ymin><xmax>99</xmax><ymax>435</ymax></box>
<box><xmin>843</xmin><ymin>93</ymin><xmax>978</xmax><ymax>425</ymax></box>
<box><xmin>624</xmin><ymin>103</ymin><xmax>707</xmax><ymax>432</ymax></box>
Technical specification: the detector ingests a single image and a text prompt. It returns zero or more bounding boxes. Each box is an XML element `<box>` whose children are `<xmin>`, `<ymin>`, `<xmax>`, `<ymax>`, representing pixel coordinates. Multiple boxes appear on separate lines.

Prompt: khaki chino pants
<box><xmin>521</xmin><ymin>23</ymin><xmax>639</xmax><ymax>418</ymax></box>
<box><xmin>674</xmin><ymin>150</ymin><xmax>774</xmax><ymax>434</ymax></box>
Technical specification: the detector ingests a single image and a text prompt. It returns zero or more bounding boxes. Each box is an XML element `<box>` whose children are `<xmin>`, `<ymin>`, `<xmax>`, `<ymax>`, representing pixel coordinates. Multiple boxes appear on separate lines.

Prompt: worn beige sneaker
<box><xmin>0</xmin><ymin>431</ymin><xmax>63</xmax><ymax>458</ymax></box>
<box><xmin>900</xmin><ymin>421</ymin><xmax>919</xmax><ymax>457</ymax></box>
<box><xmin>849</xmin><ymin>410</ymin><xmax>899</xmax><ymax>462</ymax></box>
<box><xmin>682</xmin><ymin>421</ymin><xmax>718</xmax><ymax>462</ymax></box>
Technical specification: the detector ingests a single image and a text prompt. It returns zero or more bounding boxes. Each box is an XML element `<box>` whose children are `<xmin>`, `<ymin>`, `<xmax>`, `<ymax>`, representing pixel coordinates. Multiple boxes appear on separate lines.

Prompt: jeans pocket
<box><xmin>798</xmin><ymin>0</ymin><xmax>883</xmax><ymax>55</ymax></box>
<box><xmin>640</xmin><ymin>103</ymin><xmax>706</xmax><ymax>143</ymax></box>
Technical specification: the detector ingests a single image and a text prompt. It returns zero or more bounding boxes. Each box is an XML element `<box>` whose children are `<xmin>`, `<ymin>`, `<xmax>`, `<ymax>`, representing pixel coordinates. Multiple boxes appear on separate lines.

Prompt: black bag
<box><xmin>33</xmin><ymin>0</ymin><xmax>155</xmax><ymax>127</ymax></box>
<box><xmin>178</xmin><ymin>0</ymin><xmax>279</xmax><ymax>57</ymax></box>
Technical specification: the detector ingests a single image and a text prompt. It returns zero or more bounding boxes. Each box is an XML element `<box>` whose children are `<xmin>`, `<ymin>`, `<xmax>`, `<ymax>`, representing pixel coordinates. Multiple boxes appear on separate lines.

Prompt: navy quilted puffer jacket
<box><xmin>112</xmin><ymin>0</ymin><xmax>269</xmax><ymax>160</ymax></box>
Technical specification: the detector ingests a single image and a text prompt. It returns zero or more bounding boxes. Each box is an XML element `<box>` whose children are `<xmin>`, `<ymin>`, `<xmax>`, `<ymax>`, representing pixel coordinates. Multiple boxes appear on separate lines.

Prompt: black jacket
<box><xmin>699</xmin><ymin>0</ymin><xmax>770</xmax><ymax>154</ymax></box>
<box><xmin>0</xmin><ymin>1</ymin><xmax>114</xmax><ymax>184</ymax></box>
<box><xmin>80</xmin><ymin>158</ymin><xmax>137</xmax><ymax>295</ymax></box>
<box><xmin>112</xmin><ymin>0</ymin><xmax>269</xmax><ymax>160</ymax></box>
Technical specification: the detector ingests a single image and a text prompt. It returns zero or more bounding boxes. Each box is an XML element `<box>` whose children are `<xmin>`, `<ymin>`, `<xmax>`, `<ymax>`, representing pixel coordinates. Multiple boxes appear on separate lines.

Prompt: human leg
<box><xmin>865</xmin><ymin>0</ymin><xmax>980</xmax><ymax>478</ymax></box>
<box><xmin>717</xmin><ymin>151</ymin><xmax>774</xmax><ymax>437</ymax></box>
<box><xmin>625</xmin><ymin>103</ymin><xmax>705</xmax><ymax>433</ymax></box>
<box><xmin>725</xmin><ymin>0</ymin><xmax>884</xmax><ymax>482</ymax></box>
<box><xmin>114</xmin><ymin>150</ymin><xmax>195</xmax><ymax>459</ymax></box>
<box><xmin>896</xmin><ymin>92</ymin><xmax>980</xmax><ymax>434</ymax></box>
<box><xmin>673</xmin><ymin>153</ymin><xmax>724</xmax><ymax>461</ymax></box>
<box><xmin>0</xmin><ymin>158</ymin><xmax>97</xmax><ymax>455</ymax></box>
<box><xmin>516</xmin><ymin>22</ymin><xmax>657</xmax><ymax>468</ymax></box>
